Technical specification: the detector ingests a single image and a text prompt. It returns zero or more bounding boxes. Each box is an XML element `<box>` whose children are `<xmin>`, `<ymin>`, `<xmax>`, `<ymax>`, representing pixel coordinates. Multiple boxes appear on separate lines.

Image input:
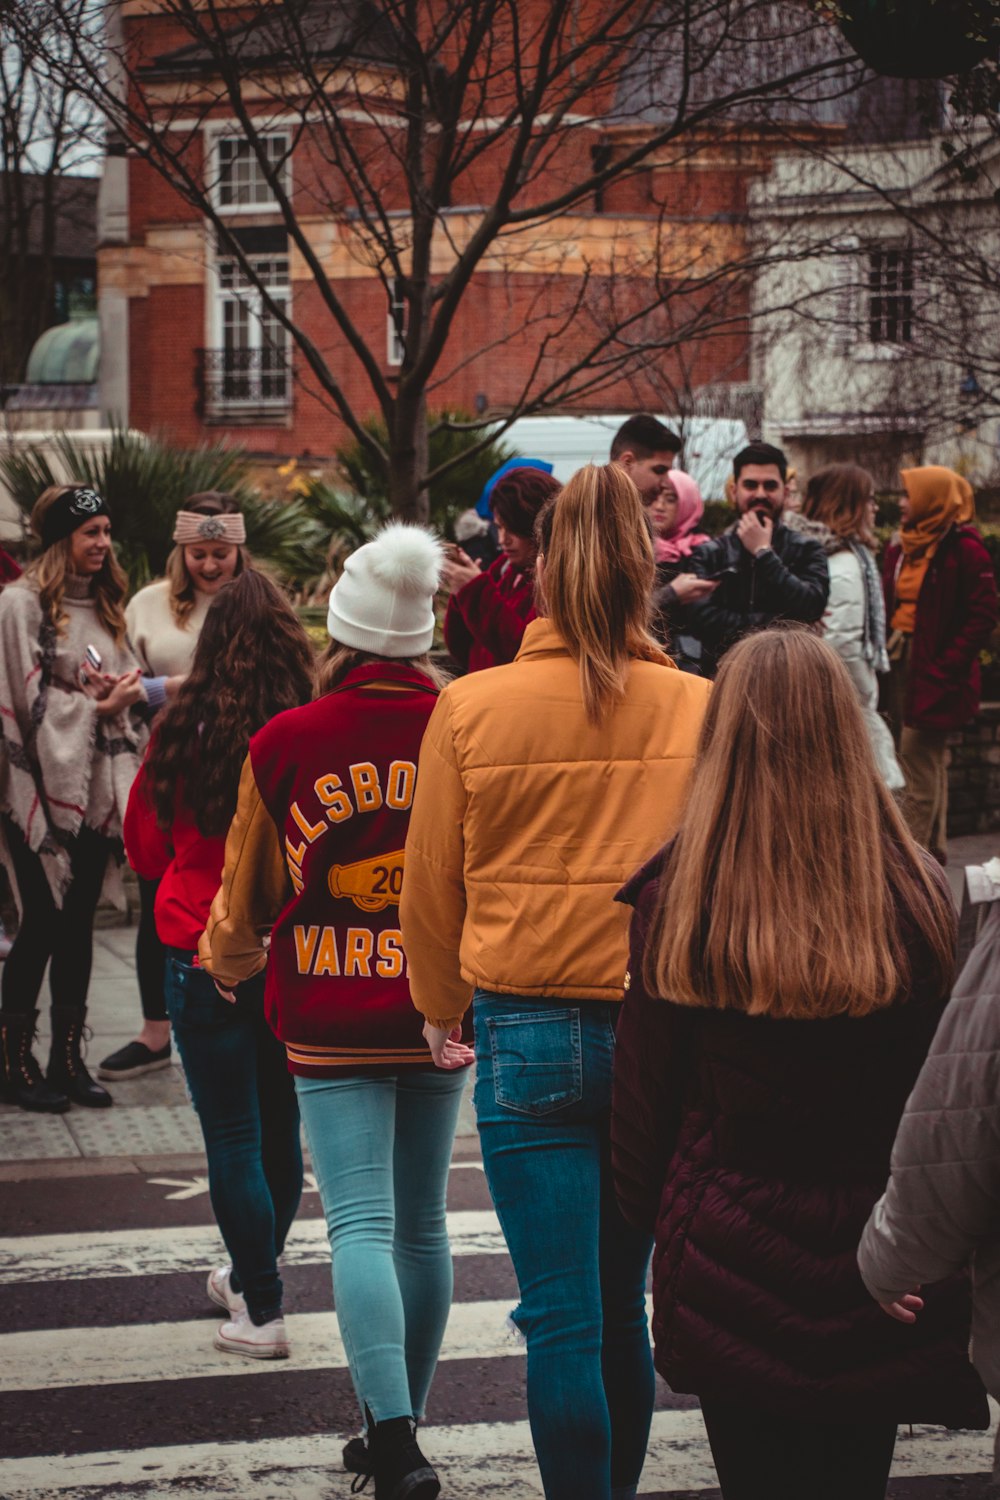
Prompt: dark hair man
<box><xmin>684</xmin><ymin>441</ymin><xmax>830</xmax><ymax>677</ymax></box>
<box><xmin>610</xmin><ymin>415</ymin><xmax>682</xmax><ymax>506</ymax></box>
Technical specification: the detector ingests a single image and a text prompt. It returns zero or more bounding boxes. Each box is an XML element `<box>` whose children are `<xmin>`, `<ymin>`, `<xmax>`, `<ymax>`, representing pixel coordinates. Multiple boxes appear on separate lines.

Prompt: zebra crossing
<box><xmin>0</xmin><ymin>1159</ymin><xmax>996</xmax><ymax>1500</ymax></box>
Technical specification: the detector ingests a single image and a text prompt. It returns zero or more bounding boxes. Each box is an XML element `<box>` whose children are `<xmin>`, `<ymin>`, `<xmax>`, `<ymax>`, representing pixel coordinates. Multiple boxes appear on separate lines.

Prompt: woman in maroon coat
<box><xmin>442</xmin><ymin>466</ymin><xmax>560</xmax><ymax>672</ymax></box>
<box><xmin>612</xmin><ymin>629</ymin><xmax>988</xmax><ymax>1500</ymax></box>
<box><xmin>883</xmin><ymin>465</ymin><xmax>997</xmax><ymax>861</ymax></box>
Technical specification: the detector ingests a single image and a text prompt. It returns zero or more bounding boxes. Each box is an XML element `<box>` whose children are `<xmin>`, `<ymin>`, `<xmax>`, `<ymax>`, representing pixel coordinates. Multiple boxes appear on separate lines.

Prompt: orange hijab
<box><xmin>891</xmin><ymin>466</ymin><xmax>964</xmax><ymax>633</ymax></box>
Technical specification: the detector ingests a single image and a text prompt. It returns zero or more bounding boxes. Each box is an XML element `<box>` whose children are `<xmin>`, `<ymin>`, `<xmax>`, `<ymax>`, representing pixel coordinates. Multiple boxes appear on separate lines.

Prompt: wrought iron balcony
<box><xmin>196</xmin><ymin>347</ymin><xmax>292</xmax><ymax>421</ymax></box>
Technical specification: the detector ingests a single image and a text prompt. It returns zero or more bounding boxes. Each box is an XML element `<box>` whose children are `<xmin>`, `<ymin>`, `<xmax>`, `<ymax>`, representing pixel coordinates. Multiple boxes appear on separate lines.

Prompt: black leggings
<box><xmin>1</xmin><ymin>818</ymin><xmax>111</xmax><ymax>1016</ymax></box>
<box><xmin>700</xmin><ymin>1400</ymin><xmax>898</xmax><ymax>1500</ymax></box>
<box><xmin>136</xmin><ymin>875</ymin><xmax>167</xmax><ymax>1022</ymax></box>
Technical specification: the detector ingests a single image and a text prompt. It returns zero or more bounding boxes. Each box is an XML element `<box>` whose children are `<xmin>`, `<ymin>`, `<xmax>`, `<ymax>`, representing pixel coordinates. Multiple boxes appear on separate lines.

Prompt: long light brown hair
<box><xmin>645</xmin><ymin>630</ymin><xmax>955</xmax><ymax>1018</ymax></box>
<box><xmin>802</xmin><ymin>463</ymin><xmax>877</xmax><ymax>545</ymax></box>
<box><xmin>536</xmin><ymin>463</ymin><xmax>669</xmax><ymax>723</ymax></box>
<box><xmin>317</xmin><ymin>642</ymin><xmax>448</xmax><ymax>695</ymax></box>
<box><xmin>165</xmin><ymin>491</ymin><xmax>252</xmax><ymax>625</ymax></box>
<box><xmin>27</xmin><ymin>485</ymin><xmax>128</xmax><ymax>642</ymax></box>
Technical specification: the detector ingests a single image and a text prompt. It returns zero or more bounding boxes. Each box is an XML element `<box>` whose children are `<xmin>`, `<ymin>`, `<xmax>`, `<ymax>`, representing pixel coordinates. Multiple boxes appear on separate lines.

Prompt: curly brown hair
<box><xmin>145</xmin><ymin>571</ymin><xmax>315</xmax><ymax>836</ymax></box>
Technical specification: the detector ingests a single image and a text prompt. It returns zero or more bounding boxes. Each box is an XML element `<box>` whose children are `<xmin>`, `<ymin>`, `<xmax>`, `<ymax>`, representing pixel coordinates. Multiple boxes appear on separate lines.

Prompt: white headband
<box><xmin>173</xmin><ymin>510</ymin><xmax>246</xmax><ymax>546</ymax></box>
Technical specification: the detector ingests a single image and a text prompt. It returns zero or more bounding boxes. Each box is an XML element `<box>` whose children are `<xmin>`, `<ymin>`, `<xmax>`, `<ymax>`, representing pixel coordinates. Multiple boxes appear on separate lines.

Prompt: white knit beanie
<box><xmin>327</xmin><ymin>523</ymin><xmax>444</xmax><ymax>657</ymax></box>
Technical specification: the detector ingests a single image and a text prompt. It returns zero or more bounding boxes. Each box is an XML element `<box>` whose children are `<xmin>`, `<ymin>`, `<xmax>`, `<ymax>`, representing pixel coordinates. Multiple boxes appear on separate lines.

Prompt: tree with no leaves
<box><xmin>11</xmin><ymin>0</ymin><xmax>864</xmax><ymax>519</ymax></box>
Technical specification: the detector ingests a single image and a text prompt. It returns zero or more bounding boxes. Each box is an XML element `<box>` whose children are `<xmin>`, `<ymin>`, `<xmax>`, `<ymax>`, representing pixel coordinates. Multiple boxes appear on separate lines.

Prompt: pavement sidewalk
<box><xmin>1</xmin><ymin>830</ymin><xmax>998</xmax><ymax>1173</ymax></box>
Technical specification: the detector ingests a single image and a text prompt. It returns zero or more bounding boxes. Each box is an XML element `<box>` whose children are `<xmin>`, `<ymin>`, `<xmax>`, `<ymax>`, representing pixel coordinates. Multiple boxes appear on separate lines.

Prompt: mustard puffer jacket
<box><xmin>400</xmin><ymin>617</ymin><xmax>711</xmax><ymax>1029</ymax></box>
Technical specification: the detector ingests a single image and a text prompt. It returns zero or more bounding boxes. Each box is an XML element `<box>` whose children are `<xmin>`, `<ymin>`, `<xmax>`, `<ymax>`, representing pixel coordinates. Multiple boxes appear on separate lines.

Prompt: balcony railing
<box><xmin>196</xmin><ymin>347</ymin><xmax>292</xmax><ymax>421</ymax></box>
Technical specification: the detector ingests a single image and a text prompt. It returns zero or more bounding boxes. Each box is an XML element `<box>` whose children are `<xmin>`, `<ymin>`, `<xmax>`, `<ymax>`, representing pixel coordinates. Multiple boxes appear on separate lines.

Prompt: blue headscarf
<box><xmin>475</xmin><ymin>458</ymin><xmax>554</xmax><ymax>519</ymax></box>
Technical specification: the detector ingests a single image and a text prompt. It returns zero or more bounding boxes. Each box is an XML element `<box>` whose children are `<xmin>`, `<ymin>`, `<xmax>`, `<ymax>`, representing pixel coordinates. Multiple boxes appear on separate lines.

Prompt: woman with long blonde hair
<box><xmin>0</xmin><ymin>485</ymin><xmax>146</xmax><ymax>1112</ymax></box>
<box><xmin>612</xmin><ymin>629</ymin><xmax>987</xmax><ymax>1500</ymax></box>
<box><xmin>401</xmin><ymin>464</ymin><xmax>711</xmax><ymax>1500</ymax></box>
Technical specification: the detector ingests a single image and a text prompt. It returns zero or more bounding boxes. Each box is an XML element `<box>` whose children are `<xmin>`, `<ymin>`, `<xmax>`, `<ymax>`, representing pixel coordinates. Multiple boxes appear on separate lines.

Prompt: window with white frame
<box><xmin>387</xmin><ymin>277</ymin><xmax>406</xmax><ymax>366</ymax></box>
<box><xmin>868</xmin><ymin>248</ymin><xmax>914</xmax><ymax>344</ymax></box>
<box><xmin>216</xmin><ymin>133</ymin><xmax>289</xmax><ymax>209</ymax></box>
<box><xmin>214</xmin><ymin>253</ymin><xmax>291</xmax><ymax>406</ymax></box>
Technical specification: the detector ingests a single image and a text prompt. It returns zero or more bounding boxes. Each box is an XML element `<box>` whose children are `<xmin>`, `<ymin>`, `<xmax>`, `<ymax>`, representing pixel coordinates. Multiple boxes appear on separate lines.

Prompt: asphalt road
<box><xmin>0</xmin><ymin>1158</ymin><xmax>997</xmax><ymax>1499</ymax></box>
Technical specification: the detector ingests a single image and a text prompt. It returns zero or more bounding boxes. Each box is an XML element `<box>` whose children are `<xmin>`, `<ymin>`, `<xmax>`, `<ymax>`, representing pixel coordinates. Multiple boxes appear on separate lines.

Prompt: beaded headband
<box><xmin>172</xmin><ymin>511</ymin><xmax>246</xmax><ymax>546</ymax></box>
<box><xmin>40</xmin><ymin>487</ymin><xmax>110</xmax><ymax>549</ymax></box>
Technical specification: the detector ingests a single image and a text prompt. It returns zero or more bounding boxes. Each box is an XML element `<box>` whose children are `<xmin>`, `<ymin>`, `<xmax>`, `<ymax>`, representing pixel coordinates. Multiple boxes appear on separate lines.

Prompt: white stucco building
<box><xmin>749</xmin><ymin>131</ymin><xmax>1000</xmax><ymax>488</ymax></box>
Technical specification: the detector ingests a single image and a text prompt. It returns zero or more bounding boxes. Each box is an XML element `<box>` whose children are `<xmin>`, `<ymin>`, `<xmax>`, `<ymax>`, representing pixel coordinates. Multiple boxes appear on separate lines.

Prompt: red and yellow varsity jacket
<box><xmin>199</xmin><ymin>661</ymin><xmax>462</xmax><ymax>1076</ymax></box>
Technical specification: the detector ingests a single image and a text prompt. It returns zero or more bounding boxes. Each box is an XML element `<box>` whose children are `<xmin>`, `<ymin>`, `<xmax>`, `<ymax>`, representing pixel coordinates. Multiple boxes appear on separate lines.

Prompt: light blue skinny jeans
<box><xmin>295</xmin><ymin>1067</ymin><xmax>468</xmax><ymax>1425</ymax></box>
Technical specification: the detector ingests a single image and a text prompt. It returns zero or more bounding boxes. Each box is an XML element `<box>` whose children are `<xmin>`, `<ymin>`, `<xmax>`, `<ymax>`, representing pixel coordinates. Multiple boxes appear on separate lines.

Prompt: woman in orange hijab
<box><xmin>883</xmin><ymin>466</ymin><xmax>997</xmax><ymax>861</ymax></box>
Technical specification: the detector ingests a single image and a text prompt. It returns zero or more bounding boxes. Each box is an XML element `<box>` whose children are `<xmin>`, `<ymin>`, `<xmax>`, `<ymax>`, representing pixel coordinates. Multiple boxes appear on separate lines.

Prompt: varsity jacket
<box><xmin>199</xmin><ymin>662</ymin><xmax>461</xmax><ymax>1075</ymax></box>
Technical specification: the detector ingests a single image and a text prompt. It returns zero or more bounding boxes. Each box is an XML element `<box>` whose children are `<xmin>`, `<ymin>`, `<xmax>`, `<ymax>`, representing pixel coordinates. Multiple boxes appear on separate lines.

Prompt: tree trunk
<box><xmin>388</xmin><ymin>389</ymin><xmax>430</xmax><ymax>524</ymax></box>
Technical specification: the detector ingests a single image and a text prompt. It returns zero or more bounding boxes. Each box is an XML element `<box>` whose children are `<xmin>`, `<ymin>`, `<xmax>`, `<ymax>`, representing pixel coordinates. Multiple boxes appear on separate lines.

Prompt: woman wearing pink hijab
<box><xmin>646</xmin><ymin>470</ymin><xmax>717</xmax><ymax>664</ymax></box>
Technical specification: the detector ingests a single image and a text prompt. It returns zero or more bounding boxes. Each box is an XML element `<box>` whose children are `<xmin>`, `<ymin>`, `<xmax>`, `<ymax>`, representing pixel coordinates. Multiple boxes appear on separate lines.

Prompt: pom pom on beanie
<box><xmin>327</xmin><ymin>523</ymin><xmax>444</xmax><ymax>657</ymax></box>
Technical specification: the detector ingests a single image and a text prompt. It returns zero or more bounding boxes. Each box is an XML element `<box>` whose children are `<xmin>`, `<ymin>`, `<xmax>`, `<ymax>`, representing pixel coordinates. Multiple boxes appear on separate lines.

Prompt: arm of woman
<box><xmin>198</xmin><ymin>753</ymin><xmax>289</xmax><ymax>990</ymax></box>
<box><xmin>612</xmin><ymin>897</ymin><xmax>690</xmax><ymax>1233</ymax></box>
<box><xmin>449</xmin><ymin>564</ymin><xmax>535</xmax><ymax>666</ymax></box>
<box><xmin>932</xmin><ymin>532</ymin><xmax>999</xmax><ymax>677</ymax></box>
<box><xmin>123</xmin><ymin>758</ymin><xmax>174</xmax><ymax>880</ymax></box>
<box><xmin>823</xmin><ymin>551</ymin><xmax>873</xmax><ymax>699</ymax></box>
<box><xmin>401</xmin><ymin>691</ymin><xmax>474</xmax><ymax>1034</ymax></box>
<box><xmin>858</xmin><ymin>950</ymin><xmax>1000</xmax><ymax>1316</ymax></box>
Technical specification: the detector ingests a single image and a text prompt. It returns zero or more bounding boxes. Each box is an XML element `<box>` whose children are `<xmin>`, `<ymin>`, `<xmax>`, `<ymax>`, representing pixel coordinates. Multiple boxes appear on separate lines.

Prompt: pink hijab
<box><xmin>653</xmin><ymin>469</ymin><xmax>710</xmax><ymax>564</ymax></box>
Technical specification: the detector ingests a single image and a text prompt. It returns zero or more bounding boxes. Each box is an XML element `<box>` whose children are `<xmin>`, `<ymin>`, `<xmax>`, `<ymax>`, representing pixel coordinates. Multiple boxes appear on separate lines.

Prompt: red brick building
<box><xmin>96</xmin><ymin>2</ymin><xmax>893</xmax><ymax>462</ymax></box>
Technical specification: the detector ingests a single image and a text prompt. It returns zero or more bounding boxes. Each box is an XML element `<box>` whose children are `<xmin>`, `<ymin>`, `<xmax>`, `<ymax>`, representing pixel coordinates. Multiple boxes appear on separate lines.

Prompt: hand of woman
<box><xmin>423</xmin><ymin>1018</ymin><xmax>475</xmax><ymax>1070</ymax></box>
<box><xmin>878</xmin><ymin>1291</ymin><xmax>923</xmax><ymax>1324</ymax></box>
<box><xmin>440</xmin><ymin>549</ymin><xmax>482</xmax><ymax>595</ymax></box>
<box><xmin>79</xmin><ymin>667</ymin><xmax>115</xmax><ymax>701</ymax></box>
<box><xmin>669</xmin><ymin>574</ymin><xmax>720</xmax><ymax>604</ymax></box>
<box><xmin>96</xmin><ymin>670</ymin><xmax>144</xmax><ymax>716</ymax></box>
<box><xmin>213</xmin><ymin>981</ymin><xmax>237</xmax><ymax>1004</ymax></box>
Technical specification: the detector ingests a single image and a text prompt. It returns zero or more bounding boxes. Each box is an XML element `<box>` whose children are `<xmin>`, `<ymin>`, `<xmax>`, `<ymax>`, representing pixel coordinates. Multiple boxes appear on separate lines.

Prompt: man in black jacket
<box><xmin>685</xmin><ymin>442</ymin><xmax>830</xmax><ymax>676</ymax></box>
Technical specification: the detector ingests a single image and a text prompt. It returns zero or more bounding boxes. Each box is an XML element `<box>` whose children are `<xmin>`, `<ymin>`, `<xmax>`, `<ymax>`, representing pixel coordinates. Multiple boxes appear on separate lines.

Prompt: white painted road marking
<box><xmin>0</xmin><ymin>1209</ymin><xmax>505</xmax><ymax>1284</ymax></box>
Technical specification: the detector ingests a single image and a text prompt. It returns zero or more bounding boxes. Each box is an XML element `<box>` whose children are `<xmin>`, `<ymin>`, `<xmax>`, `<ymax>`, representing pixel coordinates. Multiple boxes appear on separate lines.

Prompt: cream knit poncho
<box><xmin>0</xmin><ymin>574</ymin><xmax>148</xmax><ymax>906</ymax></box>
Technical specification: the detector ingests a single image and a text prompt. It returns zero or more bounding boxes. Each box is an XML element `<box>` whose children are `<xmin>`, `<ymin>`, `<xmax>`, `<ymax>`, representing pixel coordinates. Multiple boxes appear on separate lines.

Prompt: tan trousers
<box><xmin>887</xmin><ymin>642</ymin><xmax>949</xmax><ymax>862</ymax></box>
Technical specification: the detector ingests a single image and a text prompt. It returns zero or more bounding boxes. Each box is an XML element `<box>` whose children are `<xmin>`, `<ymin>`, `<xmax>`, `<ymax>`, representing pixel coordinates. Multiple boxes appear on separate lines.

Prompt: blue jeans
<box><xmin>296</xmin><ymin>1067</ymin><xmax>468</xmax><ymax>1425</ymax></box>
<box><xmin>474</xmin><ymin>992</ymin><xmax>655</xmax><ymax>1500</ymax></box>
<box><xmin>164</xmin><ymin>951</ymin><xmax>303</xmax><ymax>1323</ymax></box>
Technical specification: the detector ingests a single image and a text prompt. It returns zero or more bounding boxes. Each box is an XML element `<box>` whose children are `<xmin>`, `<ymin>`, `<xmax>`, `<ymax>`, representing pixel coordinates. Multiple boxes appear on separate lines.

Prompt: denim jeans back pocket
<box><xmin>164</xmin><ymin>956</ymin><xmax>234</xmax><ymax>1032</ymax></box>
<box><xmin>486</xmin><ymin>1009</ymin><xmax>582</xmax><ymax>1116</ymax></box>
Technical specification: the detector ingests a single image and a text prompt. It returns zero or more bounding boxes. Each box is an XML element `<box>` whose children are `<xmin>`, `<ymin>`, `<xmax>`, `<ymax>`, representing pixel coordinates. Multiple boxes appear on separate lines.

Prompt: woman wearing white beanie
<box><xmin>200</xmin><ymin>524</ymin><xmax>470</xmax><ymax>1500</ymax></box>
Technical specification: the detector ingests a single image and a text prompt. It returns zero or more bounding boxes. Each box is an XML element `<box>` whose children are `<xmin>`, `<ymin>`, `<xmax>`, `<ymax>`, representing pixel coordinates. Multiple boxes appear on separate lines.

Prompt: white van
<box><xmin>496</xmin><ymin>414</ymin><xmax>750</xmax><ymax>501</ymax></box>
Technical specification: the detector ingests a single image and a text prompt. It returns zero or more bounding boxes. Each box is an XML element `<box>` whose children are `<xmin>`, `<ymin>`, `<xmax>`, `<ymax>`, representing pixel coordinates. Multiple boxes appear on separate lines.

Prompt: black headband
<box><xmin>40</xmin><ymin>488</ymin><xmax>110</xmax><ymax>550</ymax></box>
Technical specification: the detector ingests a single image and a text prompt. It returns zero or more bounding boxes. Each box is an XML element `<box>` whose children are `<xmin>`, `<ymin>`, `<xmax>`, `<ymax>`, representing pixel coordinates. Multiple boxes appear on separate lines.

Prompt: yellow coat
<box><xmin>401</xmin><ymin>617</ymin><xmax>711</xmax><ymax>1028</ymax></box>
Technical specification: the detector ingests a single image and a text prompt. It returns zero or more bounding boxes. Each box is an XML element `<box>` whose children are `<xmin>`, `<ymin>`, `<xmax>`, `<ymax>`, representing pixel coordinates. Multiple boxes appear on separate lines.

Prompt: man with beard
<box><xmin>684</xmin><ymin>441</ymin><xmax>830</xmax><ymax>677</ymax></box>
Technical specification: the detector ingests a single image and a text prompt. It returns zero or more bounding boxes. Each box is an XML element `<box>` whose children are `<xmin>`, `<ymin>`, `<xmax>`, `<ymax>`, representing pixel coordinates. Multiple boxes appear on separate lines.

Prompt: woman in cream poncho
<box><xmin>0</xmin><ymin>484</ymin><xmax>147</xmax><ymax>1112</ymax></box>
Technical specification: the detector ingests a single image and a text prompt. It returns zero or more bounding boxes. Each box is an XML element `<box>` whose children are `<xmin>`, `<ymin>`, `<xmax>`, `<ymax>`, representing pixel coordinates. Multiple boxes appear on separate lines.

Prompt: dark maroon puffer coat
<box><xmin>883</xmin><ymin>523</ymin><xmax>997</xmax><ymax>733</ymax></box>
<box><xmin>611</xmin><ymin>850</ymin><xmax>989</xmax><ymax>1429</ymax></box>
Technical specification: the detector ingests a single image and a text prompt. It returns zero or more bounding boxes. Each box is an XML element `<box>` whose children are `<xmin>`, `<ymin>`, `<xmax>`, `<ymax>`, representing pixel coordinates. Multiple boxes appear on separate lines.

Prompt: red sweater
<box><xmin>124</xmin><ymin>760</ymin><xmax>226</xmax><ymax>951</ymax></box>
<box><xmin>443</xmin><ymin>555</ymin><xmax>536</xmax><ymax>672</ymax></box>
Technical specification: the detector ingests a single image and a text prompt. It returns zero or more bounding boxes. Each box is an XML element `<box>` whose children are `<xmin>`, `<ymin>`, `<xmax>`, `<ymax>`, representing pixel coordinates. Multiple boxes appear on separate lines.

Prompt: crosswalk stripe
<box><xmin>0</xmin><ymin>1410</ymin><xmax>993</xmax><ymax>1499</ymax></box>
<box><xmin>0</xmin><ymin>1298</ymin><xmax>531</xmax><ymax>1393</ymax></box>
<box><xmin>0</xmin><ymin>1210</ymin><xmax>505</xmax><ymax>1285</ymax></box>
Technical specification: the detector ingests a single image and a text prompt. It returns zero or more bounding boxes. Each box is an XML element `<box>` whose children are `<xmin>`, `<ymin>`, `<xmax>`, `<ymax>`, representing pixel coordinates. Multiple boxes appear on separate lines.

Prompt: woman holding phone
<box><xmin>100</xmin><ymin>492</ymin><xmax>253</xmax><ymax>1085</ymax></box>
<box><xmin>0</xmin><ymin>484</ymin><xmax>146</xmax><ymax>1112</ymax></box>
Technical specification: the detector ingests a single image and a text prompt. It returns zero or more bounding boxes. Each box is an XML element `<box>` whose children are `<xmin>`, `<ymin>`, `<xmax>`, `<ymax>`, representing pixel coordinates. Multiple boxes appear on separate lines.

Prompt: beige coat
<box><xmin>400</xmin><ymin>617</ymin><xmax>711</xmax><ymax>1029</ymax></box>
<box><xmin>858</xmin><ymin>901</ymin><xmax>1000</xmax><ymax>1398</ymax></box>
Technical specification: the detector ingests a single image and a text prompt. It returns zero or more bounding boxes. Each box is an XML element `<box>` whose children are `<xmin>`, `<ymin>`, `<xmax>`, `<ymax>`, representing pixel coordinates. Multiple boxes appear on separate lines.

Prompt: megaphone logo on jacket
<box><xmin>328</xmin><ymin>850</ymin><xmax>405</xmax><ymax>912</ymax></box>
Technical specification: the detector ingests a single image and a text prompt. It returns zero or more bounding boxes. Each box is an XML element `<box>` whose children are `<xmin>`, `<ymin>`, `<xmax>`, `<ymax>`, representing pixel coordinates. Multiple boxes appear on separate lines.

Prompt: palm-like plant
<box><xmin>0</xmin><ymin>426</ymin><xmax>326</xmax><ymax>590</ymax></box>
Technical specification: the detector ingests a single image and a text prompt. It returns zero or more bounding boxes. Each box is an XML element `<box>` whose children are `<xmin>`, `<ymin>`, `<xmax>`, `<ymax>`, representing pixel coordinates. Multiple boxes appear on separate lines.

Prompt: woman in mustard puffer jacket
<box><xmin>401</xmin><ymin>464</ymin><xmax>711</xmax><ymax>1500</ymax></box>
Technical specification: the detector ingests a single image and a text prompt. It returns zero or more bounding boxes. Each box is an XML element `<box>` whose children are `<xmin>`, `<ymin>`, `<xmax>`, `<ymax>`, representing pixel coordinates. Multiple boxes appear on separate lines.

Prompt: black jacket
<box><xmin>686</xmin><ymin>523</ymin><xmax>830</xmax><ymax>676</ymax></box>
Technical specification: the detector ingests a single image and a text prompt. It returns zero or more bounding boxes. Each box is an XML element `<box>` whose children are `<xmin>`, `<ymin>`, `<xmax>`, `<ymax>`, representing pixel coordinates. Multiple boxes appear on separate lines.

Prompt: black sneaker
<box><xmin>97</xmin><ymin>1040</ymin><xmax>172</xmax><ymax>1080</ymax></box>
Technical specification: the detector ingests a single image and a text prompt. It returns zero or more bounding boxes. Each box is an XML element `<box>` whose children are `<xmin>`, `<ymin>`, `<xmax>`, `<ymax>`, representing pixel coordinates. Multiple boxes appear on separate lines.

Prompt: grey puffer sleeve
<box><xmin>858</xmin><ymin>905</ymin><xmax>1000</xmax><ymax>1302</ymax></box>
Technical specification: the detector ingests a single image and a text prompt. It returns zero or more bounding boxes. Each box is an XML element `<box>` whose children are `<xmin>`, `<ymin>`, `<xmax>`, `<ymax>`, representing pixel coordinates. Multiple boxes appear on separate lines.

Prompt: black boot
<box><xmin>48</xmin><ymin>1006</ymin><xmax>112</xmax><ymax>1107</ymax></box>
<box><xmin>0</xmin><ymin>1010</ymin><xmax>70</xmax><ymax>1113</ymax></box>
<box><xmin>365</xmin><ymin>1406</ymin><xmax>439</xmax><ymax>1500</ymax></box>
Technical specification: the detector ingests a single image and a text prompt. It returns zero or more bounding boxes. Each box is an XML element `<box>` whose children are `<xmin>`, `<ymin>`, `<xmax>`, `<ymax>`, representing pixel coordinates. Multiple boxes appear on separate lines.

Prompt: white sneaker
<box><xmin>214</xmin><ymin>1311</ymin><xmax>290</xmax><ymax>1360</ymax></box>
<box><xmin>206</xmin><ymin>1265</ymin><xmax>246</xmax><ymax>1317</ymax></box>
